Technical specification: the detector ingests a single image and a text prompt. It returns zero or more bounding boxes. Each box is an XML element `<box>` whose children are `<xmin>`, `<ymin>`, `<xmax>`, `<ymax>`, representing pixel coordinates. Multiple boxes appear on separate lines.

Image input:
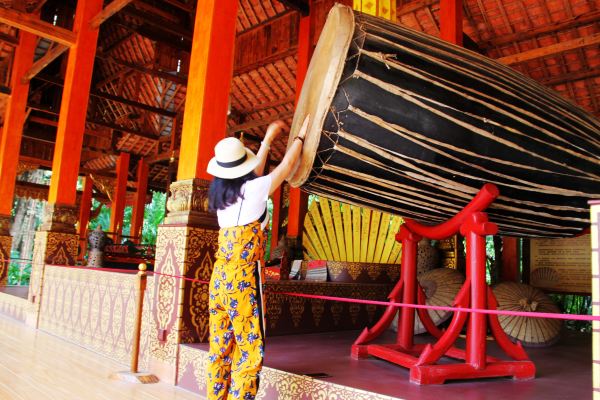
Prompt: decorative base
<box><xmin>353</xmin><ymin>343</ymin><xmax>535</xmax><ymax>385</ymax></box>
<box><xmin>109</xmin><ymin>371</ymin><xmax>159</xmax><ymax>384</ymax></box>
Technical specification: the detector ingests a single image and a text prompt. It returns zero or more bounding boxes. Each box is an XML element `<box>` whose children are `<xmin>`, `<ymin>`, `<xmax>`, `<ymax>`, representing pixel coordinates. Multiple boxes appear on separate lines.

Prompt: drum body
<box><xmin>288</xmin><ymin>5</ymin><xmax>600</xmax><ymax>237</ymax></box>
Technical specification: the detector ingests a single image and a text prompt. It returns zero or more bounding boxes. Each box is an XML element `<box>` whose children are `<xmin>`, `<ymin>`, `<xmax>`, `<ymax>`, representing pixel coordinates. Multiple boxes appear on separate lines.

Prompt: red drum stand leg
<box><xmin>351</xmin><ymin>184</ymin><xmax>536</xmax><ymax>384</ymax></box>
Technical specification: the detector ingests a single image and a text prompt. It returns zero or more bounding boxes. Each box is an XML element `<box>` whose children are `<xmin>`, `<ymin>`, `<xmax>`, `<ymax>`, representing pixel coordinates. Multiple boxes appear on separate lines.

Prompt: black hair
<box><xmin>208</xmin><ymin>171</ymin><xmax>257</xmax><ymax>212</ymax></box>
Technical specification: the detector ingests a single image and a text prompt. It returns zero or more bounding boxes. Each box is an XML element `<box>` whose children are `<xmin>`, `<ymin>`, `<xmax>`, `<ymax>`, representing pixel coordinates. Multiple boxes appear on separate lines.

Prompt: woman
<box><xmin>206</xmin><ymin>116</ymin><xmax>309</xmax><ymax>400</ymax></box>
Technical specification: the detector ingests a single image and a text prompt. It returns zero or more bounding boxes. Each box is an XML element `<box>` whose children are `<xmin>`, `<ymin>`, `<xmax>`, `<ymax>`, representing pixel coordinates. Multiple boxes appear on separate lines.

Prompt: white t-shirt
<box><xmin>217</xmin><ymin>175</ymin><xmax>272</xmax><ymax>229</ymax></box>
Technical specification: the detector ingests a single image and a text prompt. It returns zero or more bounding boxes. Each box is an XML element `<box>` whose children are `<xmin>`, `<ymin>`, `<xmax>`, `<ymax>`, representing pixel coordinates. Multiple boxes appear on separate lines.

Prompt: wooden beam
<box><xmin>227</xmin><ymin>111</ymin><xmax>294</xmax><ymax>134</ymax></box>
<box><xmin>0</xmin><ymin>32</ymin><xmax>36</xmax><ymax>216</ymax></box>
<box><xmin>48</xmin><ymin>0</ymin><xmax>104</xmax><ymax>206</ymax></box>
<box><xmin>130</xmin><ymin>158</ymin><xmax>148</xmax><ymax>243</ymax></box>
<box><xmin>22</xmin><ymin>44</ymin><xmax>69</xmax><ymax>83</ymax></box>
<box><xmin>177</xmin><ymin>0</ymin><xmax>238</xmax><ymax>181</ymax></box>
<box><xmin>236</xmin><ymin>96</ymin><xmax>295</xmax><ymax>115</ymax></box>
<box><xmin>121</xmin><ymin>6</ymin><xmax>192</xmax><ymax>40</ymax></box>
<box><xmin>483</xmin><ymin>10</ymin><xmax>600</xmax><ymax>49</ymax></box>
<box><xmin>0</xmin><ymin>7</ymin><xmax>77</xmax><ymax>47</ymax></box>
<box><xmin>109</xmin><ymin>152</ymin><xmax>129</xmax><ymax>241</ymax></box>
<box><xmin>440</xmin><ymin>0</ymin><xmax>462</xmax><ymax>46</ymax></box>
<box><xmin>497</xmin><ymin>32</ymin><xmax>600</xmax><ymax>65</ymax></box>
<box><xmin>541</xmin><ymin>68</ymin><xmax>600</xmax><ymax>87</ymax></box>
<box><xmin>146</xmin><ymin>149</ymin><xmax>178</xmax><ymax>164</ymax></box>
<box><xmin>96</xmin><ymin>54</ymin><xmax>188</xmax><ymax>84</ymax></box>
<box><xmin>397</xmin><ymin>0</ymin><xmax>438</xmax><ymax>16</ymax></box>
<box><xmin>234</xmin><ymin>47</ymin><xmax>298</xmax><ymax>76</ymax></box>
<box><xmin>87</xmin><ymin>118</ymin><xmax>159</xmax><ymax>141</ymax></box>
<box><xmin>91</xmin><ymin>89</ymin><xmax>177</xmax><ymax>117</ymax></box>
<box><xmin>279</xmin><ymin>0</ymin><xmax>309</xmax><ymax>15</ymax></box>
<box><xmin>90</xmin><ymin>0</ymin><xmax>135</xmax><ymax>29</ymax></box>
<box><xmin>0</xmin><ymin>32</ymin><xmax>18</xmax><ymax>46</ymax></box>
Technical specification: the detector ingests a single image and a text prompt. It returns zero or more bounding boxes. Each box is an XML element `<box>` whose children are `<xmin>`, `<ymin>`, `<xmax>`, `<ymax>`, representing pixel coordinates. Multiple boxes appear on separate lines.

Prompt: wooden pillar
<box><xmin>0</xmin><ymin>31</ymin><xmax>36</xmax><ymax>286</ymax></box>
<box><xmin>500</xmin><ymin>237</ymin><xmax>520</xmax><ymax>282</ymax></box>
<box><xmin>109</xmin><ymin>152</ymin><xmax>130</xmax><ymax>243</ymax></box>
<box><xmin>149</xmin><ymin>0</ymin><xmax>238</xmax><ymax>384</ymax></box>
<box><xmin>440</xmin><ymin>0</ymin><xmax>463</xmax><ymax>46</ymax></box>
<box><xmin>131</xmin><ymin>158</ymin><xmax>149</xmax><ymax>244</ymax></box>
<box><xmin>28</xmin><ymin>0</ymin><xmax>103</xmax><ymax>328</ymax></box>
<box><xmin>77</xmin><ymin>175</ymin><xmax>93</xmax><ymax>262</ymax></box>
<box><xmin>590</xmin><ymin>201</ymin><xmax>600</xmax><ymax>400</ymax></box>
<box><xmin>286</xmin><ymin>12</ymin><xmax>312</xmax><ymax>259</ymax></box>
<box><xmin>270</xmin><ymin>186</ymin><xmax>282</xmax><ymax>254</ymax></box>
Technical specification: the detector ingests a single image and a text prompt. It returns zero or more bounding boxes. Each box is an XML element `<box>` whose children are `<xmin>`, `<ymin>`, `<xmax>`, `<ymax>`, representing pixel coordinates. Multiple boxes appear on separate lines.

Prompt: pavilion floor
<box><xmin>0</xmin><ymin>306</ymin><xmax>590</xmax><ymax>400</ymax></box>
<box><xmin>182</xmin><ymin>328</ymin><xmax>591</xmax><ymax>400</ymax></box>
<box><xmin>0</xmin><ymin>314</ymin><xmax>199</xmax><ymax>400</ymax></box>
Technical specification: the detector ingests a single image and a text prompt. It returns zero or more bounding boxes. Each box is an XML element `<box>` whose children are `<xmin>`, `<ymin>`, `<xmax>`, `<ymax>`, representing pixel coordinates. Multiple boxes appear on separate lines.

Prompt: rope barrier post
<box><xmin>109</xmin><ymin>263</ymin><xmax>159</xmax><ymax>384</ymax></box>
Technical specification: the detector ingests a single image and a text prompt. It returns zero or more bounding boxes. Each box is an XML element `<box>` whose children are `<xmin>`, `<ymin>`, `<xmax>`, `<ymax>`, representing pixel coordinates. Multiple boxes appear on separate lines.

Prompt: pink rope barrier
<box><xmin>54</xmin><ymin>264</ymin><xmax>597</xmax><ymax>322</ymax></box>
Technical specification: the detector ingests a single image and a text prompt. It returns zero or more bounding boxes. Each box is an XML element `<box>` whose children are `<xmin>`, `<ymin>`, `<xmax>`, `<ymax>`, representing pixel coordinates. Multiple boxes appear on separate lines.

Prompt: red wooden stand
<box><xmin>351</xmin><ymin>184</ymin><xmax>536</xmax><ymax>384</ymax></box>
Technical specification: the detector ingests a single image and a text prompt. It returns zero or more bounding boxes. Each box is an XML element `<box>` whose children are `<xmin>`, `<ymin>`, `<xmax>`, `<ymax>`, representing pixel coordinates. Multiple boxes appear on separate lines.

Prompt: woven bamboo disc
<box><xmin>414</xmin><ymin>268</ymin><xmax>464</xmax><ymax>334</ymax></box>
<box><xmin>492</xmin><ymin>282</ymin><xmax>562</xmax><ymax>347</ymax></box>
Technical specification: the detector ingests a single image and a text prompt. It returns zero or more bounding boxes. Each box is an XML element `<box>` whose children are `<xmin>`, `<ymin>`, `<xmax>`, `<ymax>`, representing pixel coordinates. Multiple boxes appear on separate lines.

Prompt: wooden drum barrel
<box><xmin>287</xmin><ymin>4</ymin><xmax>600</xmax><ymax>237</ymax></box>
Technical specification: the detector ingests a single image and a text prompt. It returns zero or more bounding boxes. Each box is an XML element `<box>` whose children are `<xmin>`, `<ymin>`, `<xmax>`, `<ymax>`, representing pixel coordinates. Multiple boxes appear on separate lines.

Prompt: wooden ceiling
<box><xmin>0</xmin><ymin>0</ymin><xmax>598</xmax><ymax>193</ymax></box>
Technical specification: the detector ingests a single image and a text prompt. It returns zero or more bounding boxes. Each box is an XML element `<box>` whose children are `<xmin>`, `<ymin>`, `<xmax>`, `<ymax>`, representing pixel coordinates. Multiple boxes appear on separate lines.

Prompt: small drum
<box><xmin>288</xmin><ymin>5</ymin><xmax>600</xmax><ymax>238</ymax></box>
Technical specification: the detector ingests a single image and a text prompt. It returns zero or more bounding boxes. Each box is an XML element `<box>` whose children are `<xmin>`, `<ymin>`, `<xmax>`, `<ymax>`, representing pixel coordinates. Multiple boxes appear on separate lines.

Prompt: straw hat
<box><xmin>207</xmin><ymin>137</ymin><xmax>259</xmax><ymax>179</ymax></box>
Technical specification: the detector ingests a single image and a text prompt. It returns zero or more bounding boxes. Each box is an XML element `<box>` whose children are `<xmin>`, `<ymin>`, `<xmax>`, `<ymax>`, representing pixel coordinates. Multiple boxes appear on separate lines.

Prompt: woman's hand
<box><xmin>264</xmin><ymin>120</ymin><xmax>286</xmax><ymax>146</ymax></box>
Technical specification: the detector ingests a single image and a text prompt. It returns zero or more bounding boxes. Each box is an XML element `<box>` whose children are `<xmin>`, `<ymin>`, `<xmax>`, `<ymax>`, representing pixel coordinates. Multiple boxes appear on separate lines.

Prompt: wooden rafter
<box><xmin>0</xmin><ymin>7</ymin><xmax>76</xmax><ymax>47</ymax></box>
<box><xmin>87</xmin><ymin>118</ymin><xmax>159</xmax><ymax>141</ymax></box>
<box><xmin>234</xmin><ymin>47</ymin><xmax>297</xmax><ymax>76</ymax></box>
<box><xmin>90</xmin><ymin>0</ymin><xmax>135</xmax><ymax>29</ymax></box>
<box><xmin>227</xmin><ymin>111</ymin><xmax>294</xmax><ymax>134</ymax></box>
<box><xmin>96</xmin><ymin>54</ymin><xmax>188</xmax><ymax>84</ymax></box>
<box><xmin>541</xmin><ymin>68</ymin><xmax>600</xmax><ymax>87</ymax></box>
<box><xmin>483</xmin><ymin>10</ymin><xmax>600</xmax><ymax>49</ymax></box>
<box><xmin>0</xmin><ymin>31</ymin><xmax>18</xmax><ymax>46</ymax></box>
<box><xmin>22</xmin><ymin>44</ymin><xmax>68</xmax><ymax>83</ymax></box>
<box><xmin>398</xmin><ymin>0</ymin><xmax>438</xmax><ymax>16</ymax></box>
<box><xmin>497</xmin><ymin>32</ymin><xmax>600</xmax><ymax>65</ymax></box>
<box><xmin>279</xmin><ymin>0</ymin><xmax>309</xmax><ymax>16</ymax></box>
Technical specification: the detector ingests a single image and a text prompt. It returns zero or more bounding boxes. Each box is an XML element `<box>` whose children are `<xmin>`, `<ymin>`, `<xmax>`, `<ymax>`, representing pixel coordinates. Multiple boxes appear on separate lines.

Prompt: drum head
<box><xmin>287</xmin><ymin>4</ymin><xmax>354</xmax><ymax>187</ymax></box>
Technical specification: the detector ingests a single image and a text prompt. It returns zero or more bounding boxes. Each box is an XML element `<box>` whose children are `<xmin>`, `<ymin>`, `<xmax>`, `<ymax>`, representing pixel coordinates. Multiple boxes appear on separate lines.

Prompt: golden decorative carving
<box><xmin>311</xmin><ymin>299</ymin><xmax>325</xmax><ymax>327</ymax></box>
<box><xmin>90</xmin><ymin>174</ymin><xmax>116</xmax><ymax>202</ymax></box>
<box><xmin>40</xmin><ymin>203</ymin><xmax>79</xmax><ymax>234</ymax></box>
<box><xmin>180</xmin><ymin>349</ymin><xmax>401</xmax><ymax>400</ymax></box>
<box><xmin>349</xmin><ymin>303</ymin><xmax>361</xmax><ymax>325</ymax></box>
<box><xmin>288</xmin><ymin>295</ymin><xmax>305</xmax><ymax>328</ymax></box>
<box><xmin>164</xmin><ymin>179</ymin><xmax>216</xmax><ymax>226</ymax></box>
<box><xmin>0</xmin><ymin>214</ymin><xmax>10</xmax><ymax>236</ymax></box>
<box><xmin>327</xmin><ymin>261</ymin><xmax>399</xmax><ymax>283</ymax></box>
<box><xmin>331</xmin><ymin>301</ymin><xmax>344</xmax><ymax>326</ymax></box>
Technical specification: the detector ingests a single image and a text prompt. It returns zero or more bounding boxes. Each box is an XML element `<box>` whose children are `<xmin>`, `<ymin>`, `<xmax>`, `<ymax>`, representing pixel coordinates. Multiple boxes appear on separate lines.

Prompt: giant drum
<box><xmin>287</xmin><ymin>4</ymin><xmax>600</xmax><ymax>238</ymax></box>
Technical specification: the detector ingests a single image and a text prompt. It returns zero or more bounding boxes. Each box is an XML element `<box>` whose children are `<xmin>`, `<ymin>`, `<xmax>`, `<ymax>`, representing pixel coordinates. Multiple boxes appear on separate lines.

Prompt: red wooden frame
<box><xmin>351</xmin><ymin>184</ymin><xmax>535</xmax><ymax>384</ymax></box>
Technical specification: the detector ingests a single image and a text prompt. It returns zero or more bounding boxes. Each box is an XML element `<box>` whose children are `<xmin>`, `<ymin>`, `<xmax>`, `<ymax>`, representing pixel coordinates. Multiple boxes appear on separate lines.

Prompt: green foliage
<box><xmin>550</xmin><ymin>294</ymin><xmax>591</xmax><ymax>333</ymax></box>
<box><xmin>141</xmin><ymin>191</ymin><xmax>166</xmax><ymax>245</ymax></box>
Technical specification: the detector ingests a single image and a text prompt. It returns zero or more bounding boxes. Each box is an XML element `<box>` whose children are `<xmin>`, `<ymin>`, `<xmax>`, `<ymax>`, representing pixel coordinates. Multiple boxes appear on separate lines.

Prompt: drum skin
<box><xmin>288</xmin><ymin>5</ymin><xmax>600</xmax><ymax>238</ymax></box>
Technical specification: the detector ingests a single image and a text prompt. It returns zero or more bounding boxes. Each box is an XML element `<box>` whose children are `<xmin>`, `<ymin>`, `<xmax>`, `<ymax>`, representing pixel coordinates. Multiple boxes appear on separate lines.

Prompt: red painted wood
<box><xmin>130</xmin><ymin>158</ymin><xmax>149</xmax><ymax>244</ymax></box>
<box><xmin>78</xmin><ymin>175</ymin><xmax>93</xmax><ymax>260</ymax></box>
<box><xmin>440</xmin><ymin>0</ymin><xmax>463</xmax><ymax>46</ymax></box>
<box><xmin>109</xmin><ymin>152</ymin><xmax>130</xmax><ymax>242</ymax></box>
<box><xmin>48</xmin><ymin>0</ymin><xmax>103</xmax><ymax>205</ymax></box>
<box><xmin>0</xmin><ymin>32</ymin><xmax>36</xmax><ymax>216</ymax></box>
<box><xmin>177</xmin><ymin>0</ymin><xmax>238</xmax><ymax>181</ymax></box>
<box><xmin>270</xmin><ymin>186</ymin><xmax>282</xmax><ymax>254</ymax></box>
<box><xmin>501</xmin><ymin>237</ymin><xmax>519</xmax><ymax>282</ymax></box>
<box><xmin>397</xmin><ymin>227</ymin><xmax>421</xmax><ymax>350</ymax></box>
<box><xmin>288</xmin><ymin>12</ymin><xmax>313</xmax><ymax>239</ymax></box>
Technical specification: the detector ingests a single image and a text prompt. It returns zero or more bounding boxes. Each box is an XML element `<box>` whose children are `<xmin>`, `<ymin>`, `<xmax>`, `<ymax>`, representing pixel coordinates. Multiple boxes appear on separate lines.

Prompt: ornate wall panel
<box><xmin>37</xmin><ymin>266</ymin><xmax>155</xmax><ymax>369</ymax></box>
<box><xmin>177</xmin><ymin>345</ymin><xmax>401</xmax><ymax>400</ymax></box>
<box><xmin>264</xmin><ymin>281</ymin><xmax>392</xmax><ymax>335</ymax></box>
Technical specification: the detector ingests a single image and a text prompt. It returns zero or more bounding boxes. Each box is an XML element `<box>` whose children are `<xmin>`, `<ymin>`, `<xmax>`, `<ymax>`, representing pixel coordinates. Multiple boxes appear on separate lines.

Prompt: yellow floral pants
<box><xmin>207</xmin><ymin>221</ymin><xmax>266</xmax><ymax>400</ymax></box>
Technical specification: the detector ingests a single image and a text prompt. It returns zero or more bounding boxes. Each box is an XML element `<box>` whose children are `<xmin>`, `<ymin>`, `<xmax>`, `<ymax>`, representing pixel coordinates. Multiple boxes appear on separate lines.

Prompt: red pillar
<box><xmin>500</xmin><ymin>237</ymin><xmax>520</xmax><ymax>282</ymax></box>
<box><xmin>109</xmin><ymin>152</ymin><xmax>130</xmax><ymax>242</ymax></box>
<box><xmin>48</xmin><ymin>0</ymin><xmax>103</xmax><ymax>207</ymax></box>
<box><xmin>287</xmin><ymin>12</ymin><xmax>312</xmax><ymax>247</ymax></box>
<box><xmin>78</xmin><ymin>175</ymin><xmax>93</xmax><ymax>260</ymax></box>
<box><xmin>176</xmin><ymin>0</ymin><xmax>239</xmax><ymax>181</ymax></box>
<box><xmin>131</xmin><ymin>158</ymin><xmax>149</xmax><ymax>243</ymax></box>
<box><xmin>0</xmin><ymin>32</ymin><xmax>36</xmax><ymax>217</ymax></box>
<box><xmin>270</xmin><ymin>186</ymin><xmax>282</xmax><ymax>254</ymax></box>
<box><xmin>440</xmin><ymin>0</ymin><xmax>463</xmax><ymax>46</ymax></box>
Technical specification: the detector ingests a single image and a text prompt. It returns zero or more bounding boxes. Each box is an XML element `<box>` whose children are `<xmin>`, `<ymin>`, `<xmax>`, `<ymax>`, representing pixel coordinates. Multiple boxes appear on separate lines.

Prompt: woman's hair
<box><xmin>208</xmin><ymin>171</ymin><xmax>257</xmax><ymax>212</ymax></box>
